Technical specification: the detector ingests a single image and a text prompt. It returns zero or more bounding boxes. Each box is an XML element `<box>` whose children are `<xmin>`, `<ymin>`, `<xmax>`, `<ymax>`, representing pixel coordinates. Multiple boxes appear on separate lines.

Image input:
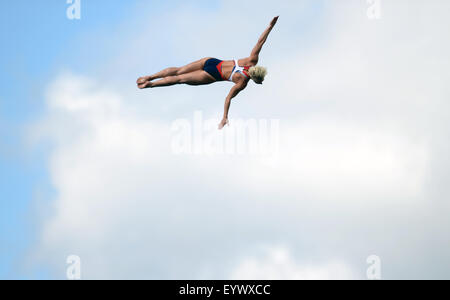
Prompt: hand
<box><xmin>218</xmin><ymin>118</ymin><xmax>229</xmax><ymax>130</ymax></box>
<box><xmin>270</xmin><ymin>16</ymin><xmax>279</xmax><ymax>27</ymax></box>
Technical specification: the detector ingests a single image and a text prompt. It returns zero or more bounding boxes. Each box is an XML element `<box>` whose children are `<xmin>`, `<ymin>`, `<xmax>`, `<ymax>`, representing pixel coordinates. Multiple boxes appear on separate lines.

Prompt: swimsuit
<box><xmin>203</xmin><ymin>58</ymin><xmax>250</xmax><ymax>82</ymax></box>
<box><xmin>203</xmin><ymin>58</ymin><xmax>226</xmax><ymax>81</ymax></box>
<box><xmin>228</xmin><ymin>59</ymin><xmax>250</xmax><ymax>81</ymax></box>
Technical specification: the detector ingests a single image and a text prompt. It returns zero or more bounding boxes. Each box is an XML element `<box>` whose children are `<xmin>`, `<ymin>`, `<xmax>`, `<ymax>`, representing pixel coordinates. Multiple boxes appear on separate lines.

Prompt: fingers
<box><xmin>218</xmin><ymin>120</ymin><xmax>230</xmax><ymax>130</ymax></box>
<box><xmin>270</xmin><ymin>16</ymin><xmax>279</xmax><ymax>27</ymax></box>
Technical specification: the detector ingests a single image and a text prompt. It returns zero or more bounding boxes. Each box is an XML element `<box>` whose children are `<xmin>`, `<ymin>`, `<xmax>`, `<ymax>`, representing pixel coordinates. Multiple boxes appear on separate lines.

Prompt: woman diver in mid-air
<box><xmin>137</xmin><ymin>16</ymin><xmax>279</xmax><ymax>130</ymax></box>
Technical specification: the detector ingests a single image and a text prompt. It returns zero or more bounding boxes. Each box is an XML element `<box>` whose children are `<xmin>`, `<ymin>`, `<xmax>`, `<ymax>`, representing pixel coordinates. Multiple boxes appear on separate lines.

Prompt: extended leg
<box><xmin>139</xmin><ymin>71</ymin><xmax>215</xmax><ymax>89</ymax></box>
<box><xmin>137</xmin><ymin>57</ymin><xmax>211</xmax><ymax>85</ymax></box>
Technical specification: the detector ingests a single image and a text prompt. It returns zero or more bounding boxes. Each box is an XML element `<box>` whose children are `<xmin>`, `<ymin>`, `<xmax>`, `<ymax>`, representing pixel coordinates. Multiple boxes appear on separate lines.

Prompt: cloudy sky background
<box><xmin>1</xmin><ymin>0</ymin><xmax>450</xmax><ymax>279</ymax></box>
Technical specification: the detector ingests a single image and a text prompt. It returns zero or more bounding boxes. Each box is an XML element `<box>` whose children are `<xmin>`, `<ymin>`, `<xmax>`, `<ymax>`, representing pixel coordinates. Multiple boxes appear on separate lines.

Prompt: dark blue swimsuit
<box><xmin>203</xmin><ymin>58</ymin><xmax>226</xmax><ymax>81</ymax></box>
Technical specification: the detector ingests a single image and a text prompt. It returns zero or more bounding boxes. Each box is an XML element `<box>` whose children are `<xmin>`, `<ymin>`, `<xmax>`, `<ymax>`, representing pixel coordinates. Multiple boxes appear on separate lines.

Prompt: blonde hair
<box><xmin>249</xmin><ymin>66</ymin><xmax>267</xmax><ymax>84</ymax></box>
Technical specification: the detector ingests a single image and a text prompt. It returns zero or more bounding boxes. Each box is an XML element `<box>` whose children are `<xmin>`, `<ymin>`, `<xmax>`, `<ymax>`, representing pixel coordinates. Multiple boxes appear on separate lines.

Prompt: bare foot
<box><xmin>138</xmin><ymin>81</ymin><xmax>152</xmax><ymax>89</ymax></box>
<box><xmin>137</xmin><ymin>76</ymin><xmax>153</xmax><ymax>84</ymax></box>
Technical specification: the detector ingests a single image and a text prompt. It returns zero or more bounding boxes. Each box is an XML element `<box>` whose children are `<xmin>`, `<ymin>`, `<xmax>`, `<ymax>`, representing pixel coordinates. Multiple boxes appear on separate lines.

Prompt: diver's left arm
<box><xmin>250</xmin><ymin>16</ymin><xmax>279</xmax><ymax>63</ymax></box>
<box><xmin>219</xmin><ymin>82</ymin><xmax>247</xmax><ymax>130</ymax></box>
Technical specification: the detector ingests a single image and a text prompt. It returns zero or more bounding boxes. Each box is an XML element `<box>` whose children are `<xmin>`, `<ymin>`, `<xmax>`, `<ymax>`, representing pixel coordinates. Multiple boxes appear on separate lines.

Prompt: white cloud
<box><xmin>30</xmin><ymin>0</ymin><xmax>450</xmax><ymax>279</ymax></box>
<box><xmin>275</xmin><ymin>118</ymin><xmax>429</xmax><ymax>201</ymax></box>
<box><xmin>230</xmin><ymin>246</ymin><xmax>357</xmax><ymax>280</ymax></box>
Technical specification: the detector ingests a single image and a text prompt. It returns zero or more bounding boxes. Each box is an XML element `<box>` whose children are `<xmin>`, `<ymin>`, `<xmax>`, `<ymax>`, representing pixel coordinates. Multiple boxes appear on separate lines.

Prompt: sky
<box><xmin>1</xmin><ymin>0</ymin><xmax>450</xmax><ymax>280</ymax></box>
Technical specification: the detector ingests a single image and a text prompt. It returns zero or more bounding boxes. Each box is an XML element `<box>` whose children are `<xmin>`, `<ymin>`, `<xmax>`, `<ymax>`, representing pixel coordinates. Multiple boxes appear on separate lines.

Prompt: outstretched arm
<box><xmin>250</xmin><ymin>16</ymin><xmax>279</xmax><ymax>63</ymax></box>
<box><xmin>219</xmin><ymin>82</ymin><xmax>248</xmax><ymax>130</ymax></box>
